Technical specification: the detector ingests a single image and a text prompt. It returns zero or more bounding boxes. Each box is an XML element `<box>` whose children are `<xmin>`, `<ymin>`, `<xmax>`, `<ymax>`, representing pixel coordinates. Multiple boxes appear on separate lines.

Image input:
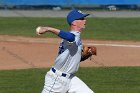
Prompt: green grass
<box><xmin>0</xmin><ymin>67</ymin><xmax>140</xmax><ymax>93</ymax></box>
<box><xmin>0</xmin><ymin>17</ymin><xmax>140</xmax><ymax>41</ymax></box>
<box><xmin>0</xmin><ymin>69</ymin><xmax>46</xmax><ymax>93</ymax></box>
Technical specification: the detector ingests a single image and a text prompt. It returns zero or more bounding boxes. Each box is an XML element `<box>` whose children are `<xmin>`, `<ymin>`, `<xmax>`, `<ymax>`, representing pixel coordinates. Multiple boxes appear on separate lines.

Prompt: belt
<box><xmin>51</xmin><ymin>67</ymin><xmax>68</xmax><ymax>77</ymax></box>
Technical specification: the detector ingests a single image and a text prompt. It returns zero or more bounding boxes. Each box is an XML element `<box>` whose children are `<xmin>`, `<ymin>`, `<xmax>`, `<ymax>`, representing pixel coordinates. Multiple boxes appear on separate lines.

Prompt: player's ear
<box><xmin>71</xmin><ymin>21</ymin><xmax>77</xmax><ymax>26</ymax></box>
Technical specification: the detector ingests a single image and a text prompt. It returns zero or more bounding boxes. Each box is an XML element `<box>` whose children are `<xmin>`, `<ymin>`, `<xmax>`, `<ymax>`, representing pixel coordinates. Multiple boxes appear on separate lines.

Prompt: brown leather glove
<box><xmin>81</xmin><ymin>45</ymin><xmax>97</xmax><ymax>61</ymax></box>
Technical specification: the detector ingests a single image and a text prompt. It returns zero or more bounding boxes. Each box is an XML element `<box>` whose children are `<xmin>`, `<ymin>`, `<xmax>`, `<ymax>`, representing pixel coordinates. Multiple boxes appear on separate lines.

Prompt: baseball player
<box><xmin>36</xmin><ymin>9</ymin><xmax>96</xmax><ymax>93</ymax></box>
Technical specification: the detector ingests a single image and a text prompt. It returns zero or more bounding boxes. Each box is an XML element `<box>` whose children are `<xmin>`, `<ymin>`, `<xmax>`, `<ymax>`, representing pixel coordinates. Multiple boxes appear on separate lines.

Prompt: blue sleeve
<box><xmin>58</xmin><ymin>30</ymin><xmax>75</xmax><ymax>42</ymax></box>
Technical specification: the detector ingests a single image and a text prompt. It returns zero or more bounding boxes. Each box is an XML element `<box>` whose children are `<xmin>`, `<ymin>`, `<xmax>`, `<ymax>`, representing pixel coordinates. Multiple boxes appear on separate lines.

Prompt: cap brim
<box><xmin>84</xmin><ymin>14</ymin><xmax>90</xmax><ymax>17</ymax></box>
<box><xmin>76</xmin><ymin>14</ymin><xmax>90</xmax><ymax>20</ymax></box>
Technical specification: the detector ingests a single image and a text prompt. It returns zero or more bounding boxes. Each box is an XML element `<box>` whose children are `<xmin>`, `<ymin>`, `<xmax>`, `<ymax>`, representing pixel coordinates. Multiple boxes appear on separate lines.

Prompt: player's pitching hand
<box><xmin>36</xmin><ymin>26</ymin><xmax>49</xmax><ymax>35</ymax></box>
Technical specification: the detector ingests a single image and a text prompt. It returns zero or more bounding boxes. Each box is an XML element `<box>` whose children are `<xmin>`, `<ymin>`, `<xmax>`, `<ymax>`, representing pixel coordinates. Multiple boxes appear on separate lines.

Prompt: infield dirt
<box><xmin>0</xmin><ymin>35</ymin><xmax>140</xmax><ymax>70</ymax></box>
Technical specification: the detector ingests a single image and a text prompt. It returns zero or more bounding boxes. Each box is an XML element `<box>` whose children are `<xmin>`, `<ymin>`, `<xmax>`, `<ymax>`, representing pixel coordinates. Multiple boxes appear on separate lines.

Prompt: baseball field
<box><xmin>0</xmin><ymin>17</ymin><xmax>140</xmax><ymax>93</ymax></box>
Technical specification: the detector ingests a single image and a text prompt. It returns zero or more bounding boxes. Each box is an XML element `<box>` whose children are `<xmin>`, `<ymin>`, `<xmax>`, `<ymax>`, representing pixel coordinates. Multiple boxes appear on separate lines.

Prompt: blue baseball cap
<box><xmin>67</xmin><ymin>9</ymin><xmax>90</xmax><ymax>25</ymax></box>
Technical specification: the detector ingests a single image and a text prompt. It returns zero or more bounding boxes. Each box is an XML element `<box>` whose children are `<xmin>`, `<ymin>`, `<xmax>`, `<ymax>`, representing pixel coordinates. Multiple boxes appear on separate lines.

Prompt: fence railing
<box><xmin>1</xmin><ymin>0</ymin><xmax>140</xmax><ymax>6</ymax></box>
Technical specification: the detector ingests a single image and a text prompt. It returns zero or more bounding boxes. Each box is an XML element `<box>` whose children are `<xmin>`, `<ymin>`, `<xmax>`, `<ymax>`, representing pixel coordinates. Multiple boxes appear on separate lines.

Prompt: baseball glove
<box><xmin>80</xmin><ymin>45</ymin><xmax>97</xmax><ymax>61</ymax></box>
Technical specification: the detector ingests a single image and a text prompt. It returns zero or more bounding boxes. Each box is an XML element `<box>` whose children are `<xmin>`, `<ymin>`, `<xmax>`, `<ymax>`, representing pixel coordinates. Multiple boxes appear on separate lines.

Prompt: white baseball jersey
<box><xmin>42</xmin><ymin>31</ymin><xmax>94</xmax><ymax>93</ymax></box>
<box><xmin>53</xmin><ymin>31</ymin><xmax>82</xmax><ymax>74</ymax></box>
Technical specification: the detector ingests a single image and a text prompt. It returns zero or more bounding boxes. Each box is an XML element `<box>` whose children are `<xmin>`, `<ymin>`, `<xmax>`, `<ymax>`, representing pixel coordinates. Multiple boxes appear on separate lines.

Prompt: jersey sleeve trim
<box><xmin>58</xmin><ymin>30</ymin><xmax>75</xmax><ymax>42</ymax></box>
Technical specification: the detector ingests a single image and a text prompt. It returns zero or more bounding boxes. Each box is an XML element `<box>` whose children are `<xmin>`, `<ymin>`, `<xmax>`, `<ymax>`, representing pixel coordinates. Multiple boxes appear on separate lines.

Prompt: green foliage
<box><xmin>0</xmin><ymin>17</ymin><xmax>140</xmax><ymax>41</ymax></box>
<box><xmin>0</xmin><ymin>67</ymin><xmax>140</xmax><ymax>93</ymax></box>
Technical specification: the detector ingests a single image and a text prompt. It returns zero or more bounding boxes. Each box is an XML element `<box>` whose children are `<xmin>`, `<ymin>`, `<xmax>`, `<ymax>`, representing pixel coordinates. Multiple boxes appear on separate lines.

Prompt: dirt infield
<box><xmin>0</xmin><ymin>35</ymin><xmax>140</xmax><ymax>70</ymax></box>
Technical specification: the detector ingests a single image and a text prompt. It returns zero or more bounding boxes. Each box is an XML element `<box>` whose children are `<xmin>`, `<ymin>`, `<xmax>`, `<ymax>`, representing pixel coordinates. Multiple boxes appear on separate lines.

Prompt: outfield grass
<box><xmin>0</xmin><ymin>67</ymin><xmax>140</xmax><ymax>93</ymax></box>
<box><xmin>0</xmin><ymin>17</ymin><xmax>140</xmax><ymax>41</ymax></box>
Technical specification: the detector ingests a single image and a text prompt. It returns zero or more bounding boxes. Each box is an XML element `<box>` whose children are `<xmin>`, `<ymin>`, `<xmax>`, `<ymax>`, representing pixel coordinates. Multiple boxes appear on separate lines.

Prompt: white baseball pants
<box><xmin>41</xmin><ymin>69</ymin><xmax>94</xmax><ymax>93</ymax></box>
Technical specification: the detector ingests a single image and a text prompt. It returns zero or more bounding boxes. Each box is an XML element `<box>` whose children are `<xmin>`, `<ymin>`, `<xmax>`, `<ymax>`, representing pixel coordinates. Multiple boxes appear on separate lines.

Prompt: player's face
<box><xmin>72</xmin><ymin>17</ymin><xmax>86</xmax><ymax>29</ymax></box>
<box><xmin>76</xmin><ymin>18</ymin><xmax>86</xmax><ymax>29</ymax></box>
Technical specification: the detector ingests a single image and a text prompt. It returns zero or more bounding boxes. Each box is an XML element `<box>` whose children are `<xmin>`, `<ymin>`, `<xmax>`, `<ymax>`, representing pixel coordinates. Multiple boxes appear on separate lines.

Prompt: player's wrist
<box><xmin>45</xmin><ymin>27</ymin><xmax>50</xmax><ymax>32</ymax></box>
